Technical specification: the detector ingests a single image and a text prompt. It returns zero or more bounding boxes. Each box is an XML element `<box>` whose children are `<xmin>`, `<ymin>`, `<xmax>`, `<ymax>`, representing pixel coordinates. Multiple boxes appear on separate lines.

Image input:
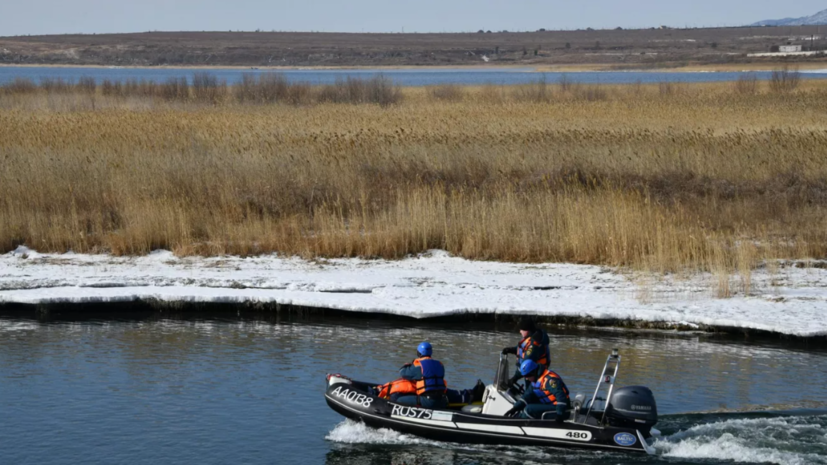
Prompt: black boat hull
<box><xmin>324</xmin><ymin>381</ymin><xmax>654</xmax><ymax>454</ymax></box>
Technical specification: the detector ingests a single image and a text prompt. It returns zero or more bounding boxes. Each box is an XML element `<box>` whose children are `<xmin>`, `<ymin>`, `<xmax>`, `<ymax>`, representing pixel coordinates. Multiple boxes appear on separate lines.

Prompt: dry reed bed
<box><xmin>1</xmin><ymin>77</ymin><xmax>827</xmax><ymax>292</ymax></box>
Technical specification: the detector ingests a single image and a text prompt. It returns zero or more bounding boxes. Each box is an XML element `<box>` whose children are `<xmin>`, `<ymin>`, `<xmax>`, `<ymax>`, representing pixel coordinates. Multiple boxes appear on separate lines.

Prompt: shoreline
<box><xmin>0</xmin><ymin>63</ymin><xmax>537</xmax><ymax>71</ymax></box>
<box><xmin>2</xmin><ymin>62</ymin><xmax>826</xmax><ymax>73</ymax></box>
<box><xmin>1</xmin><ymin>300</ymin><xmax>824</xmax><ymax>344</ymax></box>
<box><xmin>3</xmin><ymin>249</ymin><xmax>827</xmax><ymax>340</ymax></box>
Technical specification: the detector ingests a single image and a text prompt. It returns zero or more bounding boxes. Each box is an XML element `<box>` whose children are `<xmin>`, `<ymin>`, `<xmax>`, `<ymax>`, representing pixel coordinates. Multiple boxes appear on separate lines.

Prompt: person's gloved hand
<box><xmin>504</xmin><ymin>400</ymin><xmax>526</xmax><ymax>418</ymax></box>
<box><xmin>506</xmin><ymin>374</ymin><xmax>521</xmax><ymax>391</ymax></box>
<box><xmin>501</xmin><ymin>347</ymin><xmax>517</xmax><ymax>355</ymax></box>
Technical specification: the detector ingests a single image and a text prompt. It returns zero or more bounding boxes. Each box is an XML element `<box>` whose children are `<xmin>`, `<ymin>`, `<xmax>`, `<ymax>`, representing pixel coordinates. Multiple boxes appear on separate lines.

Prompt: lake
<box><xmin>1</xmin><ymin>66</ymin><xmax>826</xmax><ymax>86</ymax></box>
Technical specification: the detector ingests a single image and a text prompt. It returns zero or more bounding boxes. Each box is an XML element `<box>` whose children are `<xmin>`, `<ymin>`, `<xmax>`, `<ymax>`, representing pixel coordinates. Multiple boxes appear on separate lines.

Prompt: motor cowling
<box><xmin>605</xmin><ymin>386</ymin><xmax>658</xmax><ymax>434</ymax></box>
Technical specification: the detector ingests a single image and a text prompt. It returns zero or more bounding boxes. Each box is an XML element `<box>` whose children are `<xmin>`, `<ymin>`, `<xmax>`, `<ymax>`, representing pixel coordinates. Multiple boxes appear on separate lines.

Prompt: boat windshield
<box><xmin>494</xmin><ymin>354</ymin><xmax>510</xmax><ymax>390</ymax></box>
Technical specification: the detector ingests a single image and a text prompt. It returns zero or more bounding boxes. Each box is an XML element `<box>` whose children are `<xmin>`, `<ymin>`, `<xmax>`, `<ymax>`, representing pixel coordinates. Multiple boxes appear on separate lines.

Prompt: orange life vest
<box><xmin>531</xmin><ymin>370</ymin><xmax>570</xmax><ymax>405</ymax></box>
<box><xmin>377</xmin><ymin>378</ymin><xmax>417</xmax><ymax>399</ymax></box>
<box><xmin>518</xmin><ymin>335</ymin><xmax>550</xmax><ymax>368</ymax></box>
<box><xmin>413</xmin><ymin>357</ymin><xmax>447</xmax><ymax>395</ymax></box>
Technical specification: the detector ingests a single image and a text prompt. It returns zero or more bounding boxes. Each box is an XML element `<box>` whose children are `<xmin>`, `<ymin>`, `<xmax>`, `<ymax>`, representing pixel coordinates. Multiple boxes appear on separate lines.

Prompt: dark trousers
<box><xmin>520</xmin><ymin>403</ymin><xmax>560</xmax><ymax>419</ymax></box>
<box><xmin>446</xmin><ymin>388</ymin><xmax>471</xmax><ymax>404</ymax></box>
<box><xmin>393</xmin><ymin>394</ymin><xmax>448</xmax><ymax>409</ymax></box>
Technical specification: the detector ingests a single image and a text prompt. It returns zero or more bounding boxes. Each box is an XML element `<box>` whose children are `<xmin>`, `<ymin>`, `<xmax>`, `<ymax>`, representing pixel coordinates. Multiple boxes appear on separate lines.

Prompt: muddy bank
<box><xmin>2</xmin><ymin>300</ymin><xmax>825</xmax><ymax>345</ymax></box>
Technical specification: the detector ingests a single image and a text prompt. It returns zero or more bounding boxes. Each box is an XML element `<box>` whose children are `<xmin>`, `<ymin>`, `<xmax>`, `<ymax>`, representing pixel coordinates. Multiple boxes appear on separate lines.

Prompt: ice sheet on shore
<box><xmin>1</xmin><ymin>247</ymin><xmax>826</xmax><ymax>337</ymax></box>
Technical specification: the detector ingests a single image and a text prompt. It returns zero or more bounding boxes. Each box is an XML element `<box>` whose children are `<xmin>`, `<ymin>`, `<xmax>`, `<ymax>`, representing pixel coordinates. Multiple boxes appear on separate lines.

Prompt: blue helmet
<box><xmin>417</xmin><ymin>342</ymin><xmax>433</xmax><ymax>357</ymax></box>
<box><xmin>520</xmin><ymin>360</ymin><xmax>540</xmax><ymax>377</ymax></box>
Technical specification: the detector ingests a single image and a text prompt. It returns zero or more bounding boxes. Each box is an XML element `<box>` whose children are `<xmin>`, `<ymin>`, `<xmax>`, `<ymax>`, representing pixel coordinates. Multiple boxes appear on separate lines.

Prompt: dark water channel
<box><xmin>1</xmin><ymin>318</ymin><xmax>825</xmax><ymax>464</ymax></box>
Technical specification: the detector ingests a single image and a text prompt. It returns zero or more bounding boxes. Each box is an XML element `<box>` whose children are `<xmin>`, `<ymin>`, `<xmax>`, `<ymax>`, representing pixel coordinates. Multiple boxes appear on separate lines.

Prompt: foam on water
<box><xmin>656</xmin><ymin>415</ymin><xmax>827</xmax><ymax>465</ymax></box>
<box><xmin>327</xmin><ymin>415</ymin><xmax>827</xmax><ymax>464</ymax></box>
<box><xmin>326</xmin><ymin>420</ymin><xmax>576</xmax><ymax>464</ymax></box>
<box><xmin>326</xmin><ymin>419</ymin><xmax>435</xmax><ymax>445</ymax></box>
<box><xmin>0</xmin><ymin>320</ymin><xmax>39</xmax><ymax>332</ymax></box>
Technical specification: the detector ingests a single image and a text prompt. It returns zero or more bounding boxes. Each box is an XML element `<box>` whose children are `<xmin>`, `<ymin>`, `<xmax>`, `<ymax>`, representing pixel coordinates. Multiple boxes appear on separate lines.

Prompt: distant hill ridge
<box><xmin>752</xmin><ymin>8</ymin><xmax>827</xmax><ymax>26</ymax></box>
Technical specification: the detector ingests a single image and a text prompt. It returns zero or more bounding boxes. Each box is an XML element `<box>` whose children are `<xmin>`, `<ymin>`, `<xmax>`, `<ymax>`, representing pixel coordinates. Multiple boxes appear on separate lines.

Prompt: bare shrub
<box><xmin>76</xmin><ymin>76</ymin><xmax>97</xmax><ymax>94</ymax></box>
<box><xmin>318</xmin><ymin>75</ymin><xmax>402</xmax><ymax>106</ymax></box>
<box><xmin>734</xmin><ymin>73</ymin><xmax>758</xmax><ymax>95</ymax></box>
<box><xmin>233</xmin><ymin>73</ymin><xmax>310</xmax><ymax>105</ymax></box>
<box><xmin>558</xmin><ymin>74</ymin><xmax>573</xmax><ymax>92</ymax></box>
<box><xmin>572</xmin><ymin>85</ymin><xmax>608</xmax><ymax>101</ymax></box>
<box><xmin>257</xmin><ymin>73</ymin><xmax>290</xmax><ymax>103</ymax></box>
<box><xmin>160</xmin><ymin>77</ymin><xmax>189</xmax><ymax>102</ymax></box>
<box><xmin>234</xmin><ymin>74</ymin><xmax>263</xmax><ymax>103</ymax></box>
<box><xmin>658</xmin><ymin>81</ymin><xmax>675</xmax><ymax>96</ymax></box>
<box><xmin>127</xmin><ymin>79</ymin><xmax>159</xmax><ymax>98</ymax></box>
<box><xmin>364</xmin><ymin>75</ymin><xmax>403</xmax><ymax>106</ymax></box>
<box><xmin>101</xmin><ymin>79</ymin><xmax>123</xmax><ymax>97</ymax></box>
<box><xmin>630</xmin><ymin>79</ymin><xmax>644</xmax><ymax>97</ymax></box>
<box><xmin>192</xmin><ymin>72</ymin><xmax>227</xmax><ymax>104</ymax></box>
<box><xmin>513</xmin><ymin>75</ymin><xmax>551</xmax><ymax>102</ymax></box>
<box><xmin>285</xmin><ymin>81</ymin><xmax>312</xmax><ymax>105</ymax></box>
<box><xmin>1</xmin><ymin>78</ymin><xmax>38</xmax><ymax>96</ymax></box>
<box><xmin>40</xmin><ymin>77</ymin><xmax>73</xmax><ymax>93</ymax></box>
<box><xmin>317</xmin><ymin>78</ymin><xmax>350</xmax><ymax>103</ymax></box>
<box><xmin>769</xmin><ymin>66</ymin><xmax>800</xmax><ymax>93</ymax></box>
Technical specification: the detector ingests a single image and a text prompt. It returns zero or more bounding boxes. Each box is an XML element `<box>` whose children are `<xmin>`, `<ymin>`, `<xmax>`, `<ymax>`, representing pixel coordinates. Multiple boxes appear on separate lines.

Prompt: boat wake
<box><xmin>655</xmin><ymin>414</ymin><xmax>827</xmax><ymax>465</ymax></box>
<box><xmin>326</xmin><ymin>419</ymin><xmax>435</xmax><ymax>446</ymax></box>
<box><xmin>328</xmin><ymin>414</ymin><xmax>827</xmax><ymax>464</ymax></box>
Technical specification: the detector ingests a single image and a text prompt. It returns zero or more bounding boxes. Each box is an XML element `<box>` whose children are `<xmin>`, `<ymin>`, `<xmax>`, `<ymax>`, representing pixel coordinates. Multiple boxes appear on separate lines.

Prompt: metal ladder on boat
<box><xmin>579</xmin><ymin>348</ymin><xmax>620</xmax><ymax>425</ymax></box>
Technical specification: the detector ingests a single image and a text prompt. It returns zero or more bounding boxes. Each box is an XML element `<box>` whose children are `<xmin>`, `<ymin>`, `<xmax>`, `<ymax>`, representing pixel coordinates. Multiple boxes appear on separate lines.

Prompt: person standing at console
<box><xmin>501</xmin><ymin>318</ymin><xmax>550</xmax><ymax>389</ymax></box>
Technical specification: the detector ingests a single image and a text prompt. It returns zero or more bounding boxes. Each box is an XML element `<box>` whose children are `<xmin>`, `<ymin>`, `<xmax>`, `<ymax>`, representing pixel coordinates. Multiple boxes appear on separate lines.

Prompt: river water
<box><xmin>1</xmin><ymin>66</ymin><xmax>827</xmax><ymax>86</ymax></box>
<box><xmin>1</xmin><ymin>318</ymin><xmax>825</xmax><ymax>464</ymax></box>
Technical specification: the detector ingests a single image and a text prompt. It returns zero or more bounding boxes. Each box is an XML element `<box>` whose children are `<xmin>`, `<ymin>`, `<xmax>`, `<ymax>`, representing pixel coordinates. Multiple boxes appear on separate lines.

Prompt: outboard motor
<box><xmin>605</xmin><ymin>386</ymin><xmax>658</xmax><ymax>436</ymax></box>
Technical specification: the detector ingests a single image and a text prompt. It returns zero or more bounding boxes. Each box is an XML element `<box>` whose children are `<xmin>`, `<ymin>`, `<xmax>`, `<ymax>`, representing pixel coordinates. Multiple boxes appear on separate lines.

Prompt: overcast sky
<box><xmin>1</xmin><ymin>1</ymin><xmax>825</xmax><ymax>36</ymax></box>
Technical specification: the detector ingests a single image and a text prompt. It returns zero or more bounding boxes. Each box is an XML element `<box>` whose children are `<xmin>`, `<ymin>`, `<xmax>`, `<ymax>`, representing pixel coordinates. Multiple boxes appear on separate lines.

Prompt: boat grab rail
<box><xmin>583</xmin><ymin>349</ymin><xmax>620</xmax><ymax>425</ymax></box>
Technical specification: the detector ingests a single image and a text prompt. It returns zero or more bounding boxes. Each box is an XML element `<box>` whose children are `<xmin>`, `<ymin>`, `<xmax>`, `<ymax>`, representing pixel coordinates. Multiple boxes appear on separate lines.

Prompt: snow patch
<box><xmin>9</xmin><ymin>246</ymin><xmax>39</xmax><ymax>259</ymax></box>
<box><xmin>148</xmin><ymin>249</ymin><xmax>177</xmax><ymax>261</ymax></box>
<box><xmin>2</xmin><ymin>249</ymin><xmax>827</xmax><ymax>337</ymax></box>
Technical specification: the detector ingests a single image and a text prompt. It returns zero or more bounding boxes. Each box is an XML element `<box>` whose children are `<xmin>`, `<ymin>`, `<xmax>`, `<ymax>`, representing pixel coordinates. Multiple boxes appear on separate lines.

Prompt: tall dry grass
<box><xmin>427</xmin><ymin>84</ymin><xmax>465</xmax><ymax>102</ymax></box>
<box><xmin>2</xmin><ymin>74</ymin><xmax>827</xmax><ymax>292</ymax></box>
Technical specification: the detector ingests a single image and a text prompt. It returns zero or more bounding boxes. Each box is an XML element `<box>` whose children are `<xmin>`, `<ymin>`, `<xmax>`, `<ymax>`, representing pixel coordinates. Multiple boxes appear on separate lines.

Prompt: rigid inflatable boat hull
<box><xmin>324</xmin><ymin>381</ymin><xmax>654</xmax><ymax>454</ymax></box>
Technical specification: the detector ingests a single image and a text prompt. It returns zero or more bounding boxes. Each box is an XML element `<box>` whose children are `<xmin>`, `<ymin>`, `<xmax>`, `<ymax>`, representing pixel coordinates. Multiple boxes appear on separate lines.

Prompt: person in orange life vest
<box><xmin>376</xmin><ymin>342</ymin><xmax>485</xmax><ymax>407</ymax></box>
<box><xmin>395</xmin><ymin>342</ymin><xmax>449</xmax><ymax>409</ymax></box>
<box><xmin>504</xmin><ymin>360</ymin><xmax>571</xmax><ymax>421</ymax></box>
<box><xmin>501</xmin><ymin>318</ymin><xmax>550</xmax><ymax>390</ymax></box>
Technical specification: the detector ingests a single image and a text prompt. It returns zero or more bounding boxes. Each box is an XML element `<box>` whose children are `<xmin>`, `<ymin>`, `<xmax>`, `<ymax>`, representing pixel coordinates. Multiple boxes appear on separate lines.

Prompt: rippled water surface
<box><xmin>1</xmin><ymin>318</ymin><xmax>825</xmax><ymax>464</ymax></box>
<box><xmin>2</xmin><ymin>66</ymin><xmax>827</xmax><ymax>86</ymax></box>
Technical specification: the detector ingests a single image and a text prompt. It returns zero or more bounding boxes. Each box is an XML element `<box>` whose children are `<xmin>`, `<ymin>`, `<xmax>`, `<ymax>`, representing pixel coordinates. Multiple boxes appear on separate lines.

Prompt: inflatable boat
<box><xmin>325</xmin><ymin>349</ymin><xmax>658</xmax><ymax>454</ymax></box>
